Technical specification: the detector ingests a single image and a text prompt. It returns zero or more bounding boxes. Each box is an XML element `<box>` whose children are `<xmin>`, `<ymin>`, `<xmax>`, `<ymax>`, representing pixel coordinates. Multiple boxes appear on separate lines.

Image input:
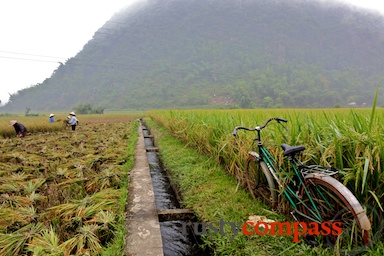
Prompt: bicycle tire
<box><xmin>245</xmin><ymin>155</ymin><xmax>277</xmax><ymax>208</ymax></box>
<box><xmin>299</xmin><ymin>173</ymin><xmax>371</xmax><ymax>251</ymax></box>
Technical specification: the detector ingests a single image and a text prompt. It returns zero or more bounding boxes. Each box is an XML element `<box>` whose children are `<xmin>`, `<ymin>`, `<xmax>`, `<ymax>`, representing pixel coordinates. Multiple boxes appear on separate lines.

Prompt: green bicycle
<box><xmin>233</xmin><ymin>117</ymin><xmax>371</xmax><ymax>250</ymax></box>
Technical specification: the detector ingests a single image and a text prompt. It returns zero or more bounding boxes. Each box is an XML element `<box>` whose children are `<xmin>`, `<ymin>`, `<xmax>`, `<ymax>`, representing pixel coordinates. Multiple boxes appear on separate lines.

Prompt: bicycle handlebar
<box><xmin>232</xmin><ymin>117</ymin><xmax>287</xmax><ymax>136</ymax></box>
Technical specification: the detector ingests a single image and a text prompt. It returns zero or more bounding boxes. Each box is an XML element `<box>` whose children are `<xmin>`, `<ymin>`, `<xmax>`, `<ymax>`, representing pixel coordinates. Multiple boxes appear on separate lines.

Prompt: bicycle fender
<box><xmin>304</xmin><ymin>173</ymin><xmax>371</xmax><ymax>231</ymax></box>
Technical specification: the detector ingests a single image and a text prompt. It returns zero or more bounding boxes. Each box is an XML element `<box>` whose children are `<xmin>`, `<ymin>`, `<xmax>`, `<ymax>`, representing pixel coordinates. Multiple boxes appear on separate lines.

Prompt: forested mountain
<box><xmin>3</xmin><ymin>0</ymin><xmax>384</xmax><ymax>112</ymax></box>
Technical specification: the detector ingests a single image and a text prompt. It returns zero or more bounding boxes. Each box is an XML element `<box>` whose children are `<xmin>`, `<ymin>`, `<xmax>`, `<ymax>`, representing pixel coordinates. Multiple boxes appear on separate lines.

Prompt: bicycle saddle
<box><xmin>281</xmin><ymin>143</ymin><xmax>306</xmax><ymax>156</ymax></box>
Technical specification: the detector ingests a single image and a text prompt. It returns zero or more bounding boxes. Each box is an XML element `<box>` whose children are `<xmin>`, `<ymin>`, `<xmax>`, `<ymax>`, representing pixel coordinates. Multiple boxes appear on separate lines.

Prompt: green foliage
<box><xmin>144</xmin><ymin>117</ymin><xmax>339</xmax><ymax>255</ymax></box>
<box><xmin>73</xmin><ymin>103</ymin><xmax>105</xmax><ymax>114</ymax></box>
<box><xmin>24</xmin><ymin>108</ymin><xmax>39</xmax><ymax>116</ymax></box>
<box><xmin>2</xmin><ymin>0</ymin><xmax>384</xmax><ymax>111</ymax></box>
<box><xmin>147</xmin><ymin>107</ymin><xmax>384</xmax><ymax>252</ymax></box>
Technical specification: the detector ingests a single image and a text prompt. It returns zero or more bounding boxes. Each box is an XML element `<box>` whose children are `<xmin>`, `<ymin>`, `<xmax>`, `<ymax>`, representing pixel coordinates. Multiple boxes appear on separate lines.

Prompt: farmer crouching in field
<box><xmin>9</xmin><ymin>120</ymin><xmax>27</xmax><ymax>137</ymax></box>
<box><xmin>68</xmin><ymin>112</ymin><xmax>78</xmax><ymax>131</ymax></box>
<box><xmin>49</xmin><ymin>113</ymin><xmax>55</xmax><ymax>123</ymax></box>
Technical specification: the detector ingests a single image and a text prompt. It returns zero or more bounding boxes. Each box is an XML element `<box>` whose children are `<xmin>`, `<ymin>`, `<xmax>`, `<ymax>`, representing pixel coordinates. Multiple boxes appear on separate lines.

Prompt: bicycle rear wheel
<box><xmin>299</xmin><ymin>174</ymin><xmax>371</xmax><ymax>252</ymax></box>
<box><xmin>245</xmin><ymin>155</ymin><xmax>277</xmax><ymax>208</ymax></box>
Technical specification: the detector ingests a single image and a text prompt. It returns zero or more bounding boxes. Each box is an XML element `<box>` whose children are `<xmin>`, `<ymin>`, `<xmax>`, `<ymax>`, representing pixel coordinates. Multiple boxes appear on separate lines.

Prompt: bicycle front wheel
<box><xmin>245</xmin><ymin>155</ymin><xmax>277</xmax><ymax>208</ymax></box>
<box><xmin>299</xmin><ymin>174</ymin><xmax>371</xmax><ymax>252</ymax></box>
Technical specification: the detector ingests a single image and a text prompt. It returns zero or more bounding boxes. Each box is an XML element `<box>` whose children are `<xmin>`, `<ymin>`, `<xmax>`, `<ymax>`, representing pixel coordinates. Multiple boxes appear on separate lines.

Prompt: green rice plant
<box><xmin>22</xmin><ymin>178</ymin><xmax>46</xmax><ymax>195</ymax></box>
<box><xmin>86</xmin><ymin>211</ymin><xmax>116</xmax><ymax>229</ymax></box>
<box><xmin>86</xmin><ymin>211</ymin><xmax>117</xmax><ymax>245</ymax></box>
<box><xmin>0</xmin><ymin>194</ymin><xmax>34</xmax><ymax>208</ymax></box>
<box><xmin>44</xmin><ymin>192</ymin><xmax>119</xmax><ymax>222</ymax></box>
<box><xmin>85</xmin><ymin>166</ymin><xmax>124</xmax><ymax>193</ymax></box>
<box><xmin>0</xmin><ymin>182</ymin><xmax>22</xmax><ymax>194</ymax></box>
<box><xmin>0</xmin><ymin>223</ymin><xmax>44</xmax><ymax>256</ymax></box>
<box><xmin>26</xmin><ymin>226</ymin><xmax>64</xmax><ymax>256</ymax></box>
<box><xmin>147</xmin><ymin>107</ymin><xmax>384</xmax><ymax>245</ymax></box>
<box><xmin>60</xmin><ymin>224</ymin><xmax>102</xmax><ymax>255</ymax></box>
<box><xmin>144</xmin><ymin>117</ymin><xmax>339</xmax><ymax>255</ymax></box>
<box><xmin>0</xmin><ymin>208</ymin><xmax>26</xmax><ymax>231</ymax></box>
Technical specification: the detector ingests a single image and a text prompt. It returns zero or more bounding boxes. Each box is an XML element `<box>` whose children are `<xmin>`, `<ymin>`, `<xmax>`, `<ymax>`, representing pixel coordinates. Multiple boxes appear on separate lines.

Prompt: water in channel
<box><xmin>142</xmin><ymin>126</ymin><xmax>204</xmax><ymax>256</ymax></box>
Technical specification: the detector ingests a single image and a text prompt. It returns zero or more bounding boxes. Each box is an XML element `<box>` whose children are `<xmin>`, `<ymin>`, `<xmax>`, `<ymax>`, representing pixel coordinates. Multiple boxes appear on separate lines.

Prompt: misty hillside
<box><xmin>3</xmin><ymin>0</ymin><xmax>384</xmax><ymax>112</ymax></box>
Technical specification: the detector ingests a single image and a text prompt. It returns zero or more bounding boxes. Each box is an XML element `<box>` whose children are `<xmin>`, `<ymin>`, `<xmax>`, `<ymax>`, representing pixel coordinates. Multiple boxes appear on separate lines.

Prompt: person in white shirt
<box><xmin>68</xmin><ymin>112</ymin><xmax>78</xmax><ymax>131</ymax></box>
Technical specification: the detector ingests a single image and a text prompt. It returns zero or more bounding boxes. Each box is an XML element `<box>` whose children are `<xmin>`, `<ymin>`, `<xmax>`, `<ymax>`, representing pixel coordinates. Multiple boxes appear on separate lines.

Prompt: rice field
<box><xmin>2</xmin><ymin>108</ymin><xmax>383</xmax><ymax>254</ymax></box>
<box><xmin>147</xmin><ymin>107</ymin><xmax>384</xmax><ymax>244</ymax></box>
<box><xmin>0</xmin><ymin>113</ymin><xmax>141</xmax><ymax>255</ymax></box>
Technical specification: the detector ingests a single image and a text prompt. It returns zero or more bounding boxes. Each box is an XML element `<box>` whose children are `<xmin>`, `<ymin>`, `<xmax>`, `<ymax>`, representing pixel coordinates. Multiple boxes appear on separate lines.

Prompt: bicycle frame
<box><xmin>254</xmin><ymin>145</ymin><xmax>323</xmax><ymax>223</ymax></box>
<box><xmin>234</xmin><ymin>117</ymin><xmax>372</xmax><ymax>248</ymax></box>
<box><xmin>236</xmin><ymin>117</ymin><xmax>329</xmax><ymax>223</ymax></box>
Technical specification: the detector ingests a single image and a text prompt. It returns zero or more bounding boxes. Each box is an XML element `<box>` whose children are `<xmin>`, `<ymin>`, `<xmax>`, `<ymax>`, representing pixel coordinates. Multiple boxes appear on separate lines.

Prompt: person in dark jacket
<box><xmin>9</xmin><ymin>120</ymin><xmax>27</xmax><ymax>137</ymax></box>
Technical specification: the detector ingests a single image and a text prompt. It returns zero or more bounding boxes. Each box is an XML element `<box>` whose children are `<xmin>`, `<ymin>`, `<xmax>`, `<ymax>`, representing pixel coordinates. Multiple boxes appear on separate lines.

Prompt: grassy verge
<box><xmin>102</xmin><ymin>119</ymin><xmax>139</xmax><ymax>255</ymax></box>
<box><xmin>143</xmin><ymin>117</ymin><xmax>339</xmax><ymax>256</ymax></box>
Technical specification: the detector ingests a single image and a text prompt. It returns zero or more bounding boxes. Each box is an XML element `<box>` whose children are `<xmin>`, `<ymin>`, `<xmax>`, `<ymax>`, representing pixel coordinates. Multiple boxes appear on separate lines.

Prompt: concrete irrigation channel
<box><xmin>125</xmin><ymin>120</ymin><xmax>208</xmax><ymax>256</ymax></box>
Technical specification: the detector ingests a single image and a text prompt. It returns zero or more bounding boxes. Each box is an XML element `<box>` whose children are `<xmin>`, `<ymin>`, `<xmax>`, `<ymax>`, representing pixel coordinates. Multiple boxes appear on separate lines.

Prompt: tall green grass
<box><xmin>147</xmin><ymin>108</ymin><xmax>384</xmax><ymax>242</ymax></box>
